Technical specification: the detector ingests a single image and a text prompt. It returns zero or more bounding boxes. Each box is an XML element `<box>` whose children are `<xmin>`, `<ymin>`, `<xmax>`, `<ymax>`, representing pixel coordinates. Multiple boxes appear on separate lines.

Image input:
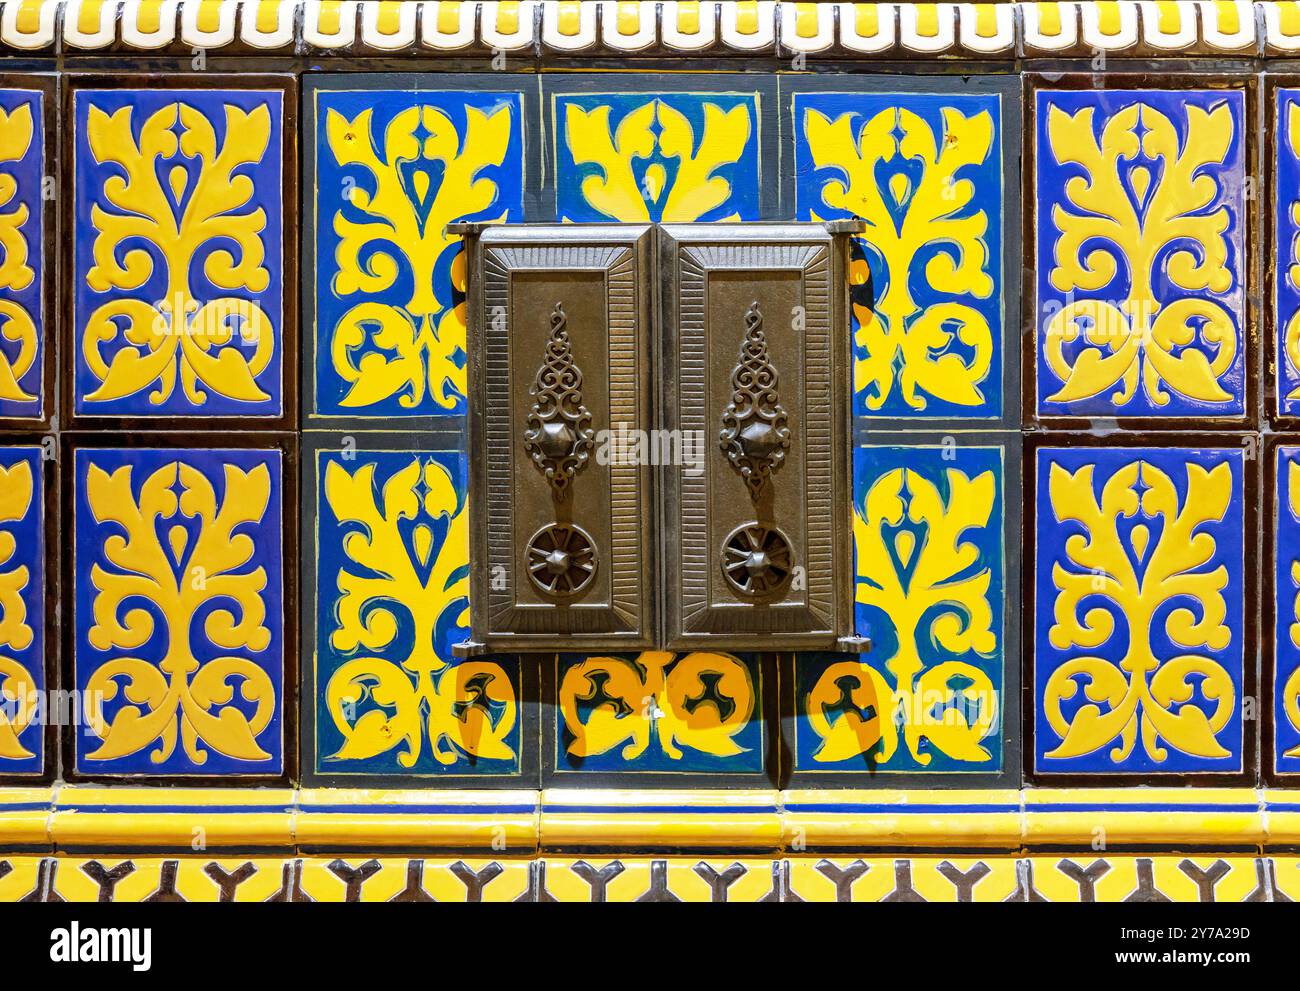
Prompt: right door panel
<box><xmin>660</xmin><ymin>224</ymin><xmax>851</xmax><ymax>650</ymax></box>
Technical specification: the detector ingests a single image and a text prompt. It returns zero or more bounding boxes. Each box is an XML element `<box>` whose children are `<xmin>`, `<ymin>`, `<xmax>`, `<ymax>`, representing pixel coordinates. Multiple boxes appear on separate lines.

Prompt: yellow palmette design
<box><xmin>1285</xmin><ymin>461</ymin><xmax>1300</xmax><ymax>758</ymax></box>
<box><xmin>1043</xmin><ymin>459</ymin><xmax>1236</xmax><ymax>763</ymax></box>
<box><xmin>1043</xmin><ymin>101</ymin><xmax>1237</xmax><ymax>407</ymax></box>
<box><xmin>1284</xmin><ymin>103</ymin><xmax>1300</xmax><ymax>404</ymax></box>
<box><xmin>326</xmin><ymin>104</ymin><xmax>513</xmax><ymax>412</ymax></box>
<box><xmin>804</xmin><ymin>107</ymin><xmax>995</xmax><ymax>412</ymax></box>
<box><xmin>0</xmin><ymin>458</ymin><xmax>36</xmax><ymax>759</ymax></box>
<box><xmin>560</xmin><ymin>651</ymin><xmax>753</xmax><ymax>761</ymax></box>
<box><xmin>811</xmin><ymin>467</ymin><xmax>998</xmax><ymax>765</ymax></box>
<box><xmin>563</xmin><ymin>99</ymin><xmax>751</xmax><ymax>221</ymax></box>
<box><xmin>81</xmin><ymin>100</ymin><xmax>275</xmax><ymax>407</ymax></box>
<box><xmin>0</xmin><ymin>101</ymin><xmax>36</xmax><ymax>404</ymax></box>
<box><xmin>82</xmin><ymin>461</ymin><xmax>277</xmax><ymax>764</ymax></box>
<box><xmin>323</xmin><ymin>457</ymin><xmax>515</xmax><ymax>767</ymax></box>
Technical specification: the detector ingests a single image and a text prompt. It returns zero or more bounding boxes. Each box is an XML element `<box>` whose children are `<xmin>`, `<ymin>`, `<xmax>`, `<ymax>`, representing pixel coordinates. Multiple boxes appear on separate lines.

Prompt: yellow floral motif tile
<box><xmin>72</xmin><ymin>84</ymin><xmax>288</xmax><ymax>419</ymax></box>
<box><xmin>71</xmin><ymin>447</ymin><xmax>286</xmax><ymax>776</ymax></box>
<box><xmin>551</xmin><ymin>87</ymin><xmax>765</xmax><ymax>223</ymax></box>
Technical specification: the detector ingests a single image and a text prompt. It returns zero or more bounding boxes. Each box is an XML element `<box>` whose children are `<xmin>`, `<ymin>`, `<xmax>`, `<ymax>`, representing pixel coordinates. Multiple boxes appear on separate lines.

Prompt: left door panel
<box><xmin>463</xmin><ymin>224</ymin><xmax>656</xmax><ymax>652</ymax></box>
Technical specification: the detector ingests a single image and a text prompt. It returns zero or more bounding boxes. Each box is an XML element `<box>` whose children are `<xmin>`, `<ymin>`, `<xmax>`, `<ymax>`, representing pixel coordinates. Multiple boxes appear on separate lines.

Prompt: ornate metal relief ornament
<box><xmin>526</xmin><ymin>521</ymin><xmax>596</xmax><ymax>596</ymax></box>
<box><xmin>524</xmin><ymin>303</ymin><xmax>596</xmax><ymax>491</ymax></box>
<box><xmin>523</xmin><ymin>302</ymin><xmax>598</xmax><ymax>597</ymax></box>
<box><xmin>722</xmin><ymin>521</ymin><xmax>794</xmax><ymax>597</ymax></box>
<box><xmin>719</xmin><ymin>302</ymin><xmax>791</xmax><ymax>497</ymax></box>
<box><xmin>718</xmin><ymin>301</ymin><xmax>794</xmax><ymax>597</ymax></box>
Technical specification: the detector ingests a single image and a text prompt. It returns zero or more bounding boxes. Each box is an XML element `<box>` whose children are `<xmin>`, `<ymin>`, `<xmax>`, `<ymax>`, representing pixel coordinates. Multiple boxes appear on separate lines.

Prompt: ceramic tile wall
<box><xmin>0</xmin><ymin>49</ymin><xmax>1297</xmax><ymax>792</ymax></box>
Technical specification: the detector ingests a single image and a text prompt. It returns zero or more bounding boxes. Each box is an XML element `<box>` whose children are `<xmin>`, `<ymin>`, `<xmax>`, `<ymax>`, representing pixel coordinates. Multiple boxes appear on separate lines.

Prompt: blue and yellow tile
<box><xmin>1033</xmin><ymin>445</ymin><xmax>1246</xmax><ymax>775</ymax></box>
<box><xmin>1274</xmin><ymin>445</ymin><xmax>1300</xmax><ymax>775</ymax></box>
<box><xmin>792</xmin><ymin>90</ymin><xmax>1007</xmax><ymax>420</ymax></box>
<box><xmin>1276</xmin><ymin>88</ymin><xmax>1300</xmax><ymax>418</ymax></box>
<box><xmin>71</xmin><ymin>446</ymin><xmax>285</xmax><ymax>776</ymax></box>
<box><xmin>0</xmin><ymin>87</ymin><xmax>45</xmax><ymax>422</ymax></box>
<box><xmin>310</xmin><ymin>444</ymin><xmax>528</xmax><ymax>781</ymax></box>
<box><xmin>1034</xmin><ymin>86</ymin><xmax>1247</xmax><ymax>419</ymax></box>
<box><xmin>71</xmin><ymin>84</ymin><xmax>286</xmax><ymax>419</ymax></box>
<box><xmin>550</xmin><ymin>87</ymin><xmax>764</xmax><ymax>222</ymax></box>
<box><xmin>0</xmin><ymin>446</ymin><xmax>43</xmax><ymax>776</ymax></box>
<box><xmin>787</xmin><ymin>443</ymin><xmax>1007</xmax><ymax>779</ymax></box>
<box><xmin>309</xmin><ymin>84</ymin><xmax>526</xmax><ymax>419</ymax></box>
<box><xmin>550</xmin><ymin>651</ymin><xmax>766</xmax><ymax>779</ymax></box>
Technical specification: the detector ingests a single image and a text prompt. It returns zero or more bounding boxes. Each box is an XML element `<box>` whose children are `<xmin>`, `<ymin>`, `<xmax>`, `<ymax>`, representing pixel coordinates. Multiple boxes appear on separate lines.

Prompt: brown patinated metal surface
<box><xmin>659</xmin><ymin>223</ymin><xmax>859</xmax><ymax>651</ymax></box>
<box><xmin>455</xmin><ymin>223</ymin><xmax>655</xmax><ymax>653</ymax></box>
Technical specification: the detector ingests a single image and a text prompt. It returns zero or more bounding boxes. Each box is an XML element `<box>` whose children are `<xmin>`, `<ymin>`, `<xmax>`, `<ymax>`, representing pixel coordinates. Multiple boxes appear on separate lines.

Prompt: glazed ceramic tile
<box><xmin>786</xmin><ymin>857</ymin><xmax>1022</xmax><ymax>902</ymax></box>
<box><xmin>5</xmin><ymin>854</ymin><xmax>1292</xmax><ymax>901</ymax></box>
<box><xmin>1273</xmin><ymin>444</ymin><xmax>1300</xmax><ymax>776</ymax></box>
<box><xmin>71</xmin><ymin>445</ymin><xmax>285</xmax><ymax>777</ymax></box>
<box><xmin>1032</xmin><ymin>444</ymin><xmax>1247</xmax><ymax>777</ymax></box>
<box><xmin>1275</xmin><ymin>87</ymin><xmax>1300</xmax><ymax>419</ymax></box>
<box><xmin>544</xmin><ymin>75</ymin><xmax>777</xmax><ymax>223</ymax></box>
<box><xmin>0</xmin><ymin>856</ymin><xmax>46</xmax><ymax>901</ymax></box>
<box><xmin>1269</xmin><ymin>858</ymin><xmax>1300</xmax><ymax>901</ymax></box>
<box><xmin>546</xmin><ymin>651</ymin><xmax>769</xmax><ymax>781</ymax></box>
<box><xmin>0</xmin><ymin>2</ymin><xmax>1291</xmax><ymax>888</ymax></box>
<box><xmin>1021</xmin><ymin>856</ymin><xmax>1271</xmax><ymax>902</ymax></box>
<box><xmin>0</xmin><ymin>786</ymin><xmax>52</xmax><ymax>844</ymax></box>
<box><xmin>0</xmin><ymin>446</ymin><xmax>42</xmax><ymax>776</ymax></box>
<box><xmin>785</xmin><ymin>441</ymin><xmax>1013</xmax><ymax>781</ymax></box>
<box><xmin>294</xmin><ymin>789</ymin><xmax>540</xmax><ymax>851</ymax></box>
<box><xmin>47</xmin><ymin>857</ymin><xmax>293</xmax><ymax>902</ymax></box>
<box><xmin>536</xmin><ymin>858</ymin><xmax>784</xmax><ymax>902</ymax></box>
<box><xmin>49</xmin><ymin>786</ymin><xmax>295</xmax><ymax>848</ymax></box>
<box><xmin>788</xmin><ymin>80</ymin><xmax>1019</xmax><ymax>424</ymax></box>
<box><xmin>70</xmin><ymin>80</ymin><xmax>289</xmax><ymax>421</ymax></box>
<box><xmin>1032</xmin><ymin>82</ymin><xmax>1249</xmax><ymax>422</ymax></box>
<box><xmin>1023</xmin><ymin>787</ymin><xmax>1263</xmax><ymax>845</ymax></box>
<box><xmin>305</xmin><ymin>438</ymin><xmax>534</xmax><ymax>783</ymax></box>
<box><xmin>306</xmin><ymin>77</ymin><xmax>530</xmax><ymax>422</ymax></box>
<box><xmin>0</xmin><ymin>84</ymin><xmax>46</xmax><ymax>424</ymax></box>
<box><xmin>540</xmin><ymin>789</ymin><xmax>782</xmax><ymax>848</ymax></box>
<box><xmin>782</xmin><ymin>790</ymin><xmax>1023</xmax><ymax>849</ymax></box>
<box><xmin>296</xmin><ymin>857</ymin><xmax>531</xmax><ymax>902</ymax></box>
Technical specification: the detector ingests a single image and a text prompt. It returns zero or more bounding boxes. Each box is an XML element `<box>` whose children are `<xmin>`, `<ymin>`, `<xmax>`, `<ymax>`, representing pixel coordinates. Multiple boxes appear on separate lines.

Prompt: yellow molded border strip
<box><xmin>1023</xmin><ymin>788</ymin><xmax>1266</xmax><ymax>847</ymax></box>
<box><xmin>0</xmin><ymin>788</ymin><xmax>55</xmax><ymax>846</ymax></box>
<box><xmin>540</xmin><ymin>789</ymin><xmax>784</xmax><ymax>850</ymax></box>
<box><xmin>783</xmin><ymin>789</ymin><xmax>1024</xmax><ymax>849</ymax></box>
<box><xmin>49</xmin><ymin>787</ymin><xmax>295</xmax><ymax>849</ymax></box>
<box><xmin>295</xmin><ymin>789</ymin><xmax>541</xmax><ymax>852</ymax></box>
<box><xmin>0</xmin><ymin>787</ymin><xmax>1285</xmax><ymax>852</ymax></box>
